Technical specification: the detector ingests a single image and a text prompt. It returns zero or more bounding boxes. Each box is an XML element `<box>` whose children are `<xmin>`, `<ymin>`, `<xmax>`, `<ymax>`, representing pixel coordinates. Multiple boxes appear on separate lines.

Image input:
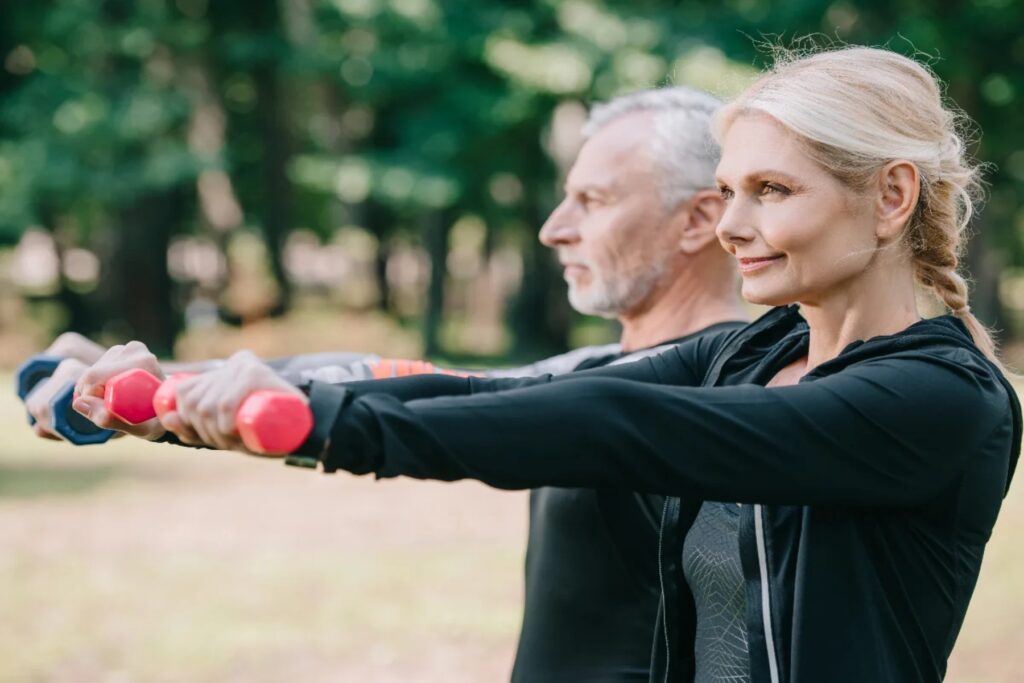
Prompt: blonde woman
<box><xmin>93</xmin><ymin>47</ymin><xmax>1019</xmax><ymax>681</ymax></box>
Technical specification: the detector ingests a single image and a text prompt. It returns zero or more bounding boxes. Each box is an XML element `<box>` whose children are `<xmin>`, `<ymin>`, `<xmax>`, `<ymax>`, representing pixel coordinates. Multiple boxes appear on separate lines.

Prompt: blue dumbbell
<box><xmin>15</xmin><ymin>354</ymin><xmax>62</xmax><ymax>410</ymax></box>
<box><xmin>15</xmin><ymin>354</ymin><xmax>115</xmax><ymax>445</ymax></box>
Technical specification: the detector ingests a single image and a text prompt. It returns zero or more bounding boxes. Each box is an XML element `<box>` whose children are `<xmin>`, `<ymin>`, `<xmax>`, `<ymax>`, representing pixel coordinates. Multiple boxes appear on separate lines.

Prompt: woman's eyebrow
<box><xmin>738</xmin><ymin>169</ymin><xmax>802</xmax><ymax>185</ymax></box>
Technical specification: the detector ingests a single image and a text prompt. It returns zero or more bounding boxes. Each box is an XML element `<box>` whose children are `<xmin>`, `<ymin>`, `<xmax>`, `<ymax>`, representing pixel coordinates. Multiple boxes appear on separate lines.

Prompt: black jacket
<box><xmin>296</xmin><ymin>306</ymin><xmax>1020</xmax><ymax>682</ymax></box>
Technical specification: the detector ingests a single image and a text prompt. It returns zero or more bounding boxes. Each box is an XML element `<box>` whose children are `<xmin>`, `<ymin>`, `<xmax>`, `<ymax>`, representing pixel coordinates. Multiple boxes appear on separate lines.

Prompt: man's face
<box><xmin>539</xmin><ymin>113</ymin><xmax>680</xmax><ymax>318</ymax></box>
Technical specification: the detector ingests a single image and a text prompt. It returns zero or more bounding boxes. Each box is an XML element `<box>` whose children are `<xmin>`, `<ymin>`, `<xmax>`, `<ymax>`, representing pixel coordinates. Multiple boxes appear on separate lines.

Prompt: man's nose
<box><xmin>539</xmin><ymin>200</ymin><xmax>580</xmax><ymax>246</ymax></box>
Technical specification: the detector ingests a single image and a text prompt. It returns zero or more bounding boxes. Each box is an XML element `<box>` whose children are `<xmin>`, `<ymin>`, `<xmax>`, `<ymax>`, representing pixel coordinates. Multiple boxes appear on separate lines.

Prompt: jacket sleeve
<box><xmin>320</xmin><ymin>327</ymin><xmax>731</xmax><ymax>403</ymax></box>
<box><xmin>315</xmin><ymin>349</ymin><xmax>1012</xmax><ymax>508</ymax></box>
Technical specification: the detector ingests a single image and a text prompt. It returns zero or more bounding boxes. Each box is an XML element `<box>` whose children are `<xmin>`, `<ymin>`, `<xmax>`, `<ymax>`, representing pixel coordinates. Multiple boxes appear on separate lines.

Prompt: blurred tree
<box><xmin>0</xmin><ymin>0</ymin><xmax>206</xmax><ymax>354</ymax></box>
<box><xmin>2</xmin><ymin>0</ymin><xmax>1022</xmax><ymax>358</ymax></box>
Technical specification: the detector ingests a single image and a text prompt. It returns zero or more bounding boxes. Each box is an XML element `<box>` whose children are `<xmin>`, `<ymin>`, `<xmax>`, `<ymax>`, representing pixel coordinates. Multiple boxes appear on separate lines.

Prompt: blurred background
<box><xmin>1</xmin><ymin>1</ymin><xmax>1022</xmax><ymax>681</ymax></box>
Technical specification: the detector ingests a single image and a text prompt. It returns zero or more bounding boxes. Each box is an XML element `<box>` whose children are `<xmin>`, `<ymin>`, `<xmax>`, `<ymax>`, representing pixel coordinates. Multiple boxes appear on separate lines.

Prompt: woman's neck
<box><xmin>799</xmin><ymin>264</ymin><xmax>920</xmax><ymax>370</ymax></box>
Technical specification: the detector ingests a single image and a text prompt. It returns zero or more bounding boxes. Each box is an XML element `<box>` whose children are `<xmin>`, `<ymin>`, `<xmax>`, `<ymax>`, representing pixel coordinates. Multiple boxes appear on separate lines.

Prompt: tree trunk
<box><xmin>422</xmin><ymin>209</ymin><xmax>452</xmax><ymax>357</ymax></box>
<box><xmin>363</xmin><ymin>199</ymin><xmax>395</xmax><ymax>313</ymax></box>
<box><xmin>509</xmin><ymin>146</ymin><xmax>570</xmax><ymax>360</ymax></box>
<box><xmin>253</xmin><ymin>63</ymin><xmax>293</xmax><ymax>318</ymax></box>
<box><xmin>510</xmin><ymin>231</ymin><xmax>570</xmax><ymax>360</ymax></box>
<box><xmin>94</xmin><ymin>190</ymin><xmax>184</xmax><ymax>356</ymax></box>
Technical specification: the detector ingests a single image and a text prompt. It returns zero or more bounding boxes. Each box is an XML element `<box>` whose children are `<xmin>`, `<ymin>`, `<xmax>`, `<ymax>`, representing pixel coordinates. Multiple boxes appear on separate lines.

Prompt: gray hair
<box><xmin>583</xmin><ymin>86</ymin><xmax>722</xmax><ymax>210</ymax></box>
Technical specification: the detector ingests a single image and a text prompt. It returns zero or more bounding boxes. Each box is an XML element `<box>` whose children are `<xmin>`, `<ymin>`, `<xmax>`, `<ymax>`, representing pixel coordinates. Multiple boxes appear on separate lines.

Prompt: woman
<box><xmin>78</xmin><ymin>47</ymin><xmax>1019</xmax><ymax>682</ymax></box>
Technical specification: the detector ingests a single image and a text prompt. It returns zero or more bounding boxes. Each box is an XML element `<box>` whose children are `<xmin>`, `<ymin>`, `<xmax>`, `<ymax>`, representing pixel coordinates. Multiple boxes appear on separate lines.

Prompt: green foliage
<box><xmin>1</xmin><ymin>0</ymin><xmax>205</xmax><ymax>242</ymax></box>
<box><xmin>1</xmin><ymin>0</ymin><xmax>1022</xmax><ymax>342</ymax></box>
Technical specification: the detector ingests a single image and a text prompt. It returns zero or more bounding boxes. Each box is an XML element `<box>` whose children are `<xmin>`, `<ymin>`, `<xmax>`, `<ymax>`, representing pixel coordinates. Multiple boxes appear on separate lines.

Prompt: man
<box><xmin>488</xmin><ymin>87</ymin><xmax>746</xmax><ymax>682</ymax></box>
<box><xmin>30</xmin><ymin>86</ymin><xmax>747</xmax><ymax>680</ymax></box>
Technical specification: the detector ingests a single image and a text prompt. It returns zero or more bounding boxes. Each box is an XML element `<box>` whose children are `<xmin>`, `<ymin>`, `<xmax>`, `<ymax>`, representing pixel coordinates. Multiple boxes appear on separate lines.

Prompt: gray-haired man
<box><xmin>497</xmin><ymin>87</ymin><xmax>746</xmax><ymax>681</ymax></box>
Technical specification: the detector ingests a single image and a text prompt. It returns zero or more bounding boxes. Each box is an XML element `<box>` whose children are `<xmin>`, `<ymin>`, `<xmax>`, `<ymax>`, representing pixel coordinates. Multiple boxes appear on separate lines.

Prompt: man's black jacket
<box><xmin>297</xmin><ymin>306</ymin><xmax>1021</xmax><ymax>682</ymax></box>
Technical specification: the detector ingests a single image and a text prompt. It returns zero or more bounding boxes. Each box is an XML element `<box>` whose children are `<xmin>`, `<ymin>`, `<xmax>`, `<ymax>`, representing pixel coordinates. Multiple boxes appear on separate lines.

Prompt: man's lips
<box><xmin>561</xmin><ymin>263</ymin><xmax>589</xmax><ymax>279</ymax></box>
<box><xmin>736</xmin><ymin>255</ymin><xmax>784</xmax><ymax>273</ymax></box>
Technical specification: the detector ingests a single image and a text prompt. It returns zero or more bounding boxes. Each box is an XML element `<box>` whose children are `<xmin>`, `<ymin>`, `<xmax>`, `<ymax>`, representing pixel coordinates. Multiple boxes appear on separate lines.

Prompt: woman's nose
<box><xmin>715</xmin><ymin>203</ymin><xmax>757</xmax><ymax>247</ymax></box>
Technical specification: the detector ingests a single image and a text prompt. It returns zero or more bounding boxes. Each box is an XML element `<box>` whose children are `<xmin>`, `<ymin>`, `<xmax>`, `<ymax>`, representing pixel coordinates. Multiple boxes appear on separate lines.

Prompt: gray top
<box><xmin>682</xmin><ymin>501</ymin><xmax>750</xmax><ymax>682</ymax></box>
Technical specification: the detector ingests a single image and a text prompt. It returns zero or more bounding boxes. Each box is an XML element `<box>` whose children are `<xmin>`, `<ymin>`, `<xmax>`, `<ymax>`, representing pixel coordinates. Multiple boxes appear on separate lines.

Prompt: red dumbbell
<box><xmin>152</xmin><ymin>372</ymin><xmax>196</xmax><ymax>420</ymax></box>
<box><xmin>104</xmin><ymin>369</ymin><xmax>164</xmax><ymax>424</ymax></box>
<box><xmin>103</xmin><ymin>369</ymin><xmax>313</xmax><ymax>455</ymax></box>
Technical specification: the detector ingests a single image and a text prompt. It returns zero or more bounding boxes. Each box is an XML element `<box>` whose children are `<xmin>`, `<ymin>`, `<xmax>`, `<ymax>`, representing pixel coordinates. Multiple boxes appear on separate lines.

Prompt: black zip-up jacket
<box><xmin>295</xmin><ymin>306</ymin><xmax>1020</xmax><ymax>682</ymax></box>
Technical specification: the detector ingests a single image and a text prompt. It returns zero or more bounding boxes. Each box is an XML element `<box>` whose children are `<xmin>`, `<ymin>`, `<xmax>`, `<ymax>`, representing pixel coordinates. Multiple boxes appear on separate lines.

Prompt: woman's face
<box><xmin>714</xmin><ymin>113</ymin><xmax>882</xmax><ymax>308</ymax></box>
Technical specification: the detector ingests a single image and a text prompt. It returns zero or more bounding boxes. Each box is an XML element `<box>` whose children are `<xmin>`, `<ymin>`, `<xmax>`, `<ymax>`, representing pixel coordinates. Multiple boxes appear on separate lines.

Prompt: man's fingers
<box><xmin>32</xmin><ymin>423</ymin><xmax>61</xmax><ymax>440</ymax></box>
<box><xmin>46</xmin><ymin>332</ymin><xmax>105</xmax><ymax>364</ymax></box>
<box><xmin>25</xmin><ymin>394</ymin><xmax>51</xmax><ymax>431</ymax></box>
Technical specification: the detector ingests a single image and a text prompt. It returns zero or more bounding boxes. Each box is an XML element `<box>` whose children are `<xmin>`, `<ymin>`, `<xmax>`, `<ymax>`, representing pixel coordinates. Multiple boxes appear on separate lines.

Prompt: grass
<box><xmin>0</xmin><ymin>373</ymin><xmax>526</xmax><ymax>682</ymax></box>
<box><xmin>1</xmin><ymin>373</ymin><xmax>1023</xmax><ymax>681</ymax></box>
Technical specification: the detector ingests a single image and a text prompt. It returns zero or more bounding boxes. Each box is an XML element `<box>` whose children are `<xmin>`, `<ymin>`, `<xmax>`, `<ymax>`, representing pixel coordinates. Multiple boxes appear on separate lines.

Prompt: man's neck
<box><xmin>617</xmin><ymin>266</ymin><xmax>748</xmax><ymax>353</ymax></box>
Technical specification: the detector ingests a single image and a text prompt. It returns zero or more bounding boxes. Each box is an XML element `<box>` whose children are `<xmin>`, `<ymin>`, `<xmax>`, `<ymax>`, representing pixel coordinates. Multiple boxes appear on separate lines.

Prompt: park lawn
<box><xmin>1</xmin><ymin>374</ymin><xmax>1022</xmax><ymax>682</ymax></box>
<box><xmin>0</xmin><ymin>374</ymin><xmax>526</xmax><ymax>682</ymax></box>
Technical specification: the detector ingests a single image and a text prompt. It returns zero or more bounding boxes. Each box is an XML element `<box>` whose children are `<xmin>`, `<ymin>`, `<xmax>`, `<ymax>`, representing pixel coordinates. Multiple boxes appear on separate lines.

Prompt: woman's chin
<box><xmin>740</xmin><ymin>285</ymin><xmax>791</xmax><ymax>308</ymax></box>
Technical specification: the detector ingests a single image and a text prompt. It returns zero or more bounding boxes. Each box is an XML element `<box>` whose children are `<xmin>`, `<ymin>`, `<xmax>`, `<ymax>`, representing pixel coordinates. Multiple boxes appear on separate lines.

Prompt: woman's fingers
<box><xmin>75</xmin><ymin>341</ymin><xmax>164</xmax><ymax>399</ymax></box>
<box><xmin>71</xmin><ymin>394</ymin><xmax>166</xmax><ymax>440</ymax></box>
<box><xmin>159</xmin><ymin>411</ymin><xmax>205</xmax><ymax>446</ymax></box>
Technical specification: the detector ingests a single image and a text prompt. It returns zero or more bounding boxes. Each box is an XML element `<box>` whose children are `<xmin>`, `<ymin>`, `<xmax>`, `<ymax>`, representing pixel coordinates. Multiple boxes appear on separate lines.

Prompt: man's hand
<box><xmin>70</xmin><ymin>341</ymin><xmax>168</xmax><ymax>440</ymax></box>
<box><xmin>160</xmin><ymin>350</ymin><xmax>306</xmax><ymax>454</ymax></box>
<box><xmin>24</xmin><ymin>358</ymin><xmax>89</xmax><ymax>440</ymax></box>
<box><xmin>44</xmin><ymin>332</ymin><xmax>107</xmax><ymax>365</ymax></box>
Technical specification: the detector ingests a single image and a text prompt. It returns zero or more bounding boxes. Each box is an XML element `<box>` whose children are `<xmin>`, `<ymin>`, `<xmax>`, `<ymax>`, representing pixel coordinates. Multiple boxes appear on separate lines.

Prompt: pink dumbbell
<box><xmin>104</xmin><ymin>369</ymin><xmax>313</xmax><ymax>455</ymax></box>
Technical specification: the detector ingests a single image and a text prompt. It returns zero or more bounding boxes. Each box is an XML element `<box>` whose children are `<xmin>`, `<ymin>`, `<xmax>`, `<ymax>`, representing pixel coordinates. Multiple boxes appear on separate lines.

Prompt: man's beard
<box><xmin>566</xmin><ymin>257</ymin><xmax>668</xmax><ymax>319</ymax></box>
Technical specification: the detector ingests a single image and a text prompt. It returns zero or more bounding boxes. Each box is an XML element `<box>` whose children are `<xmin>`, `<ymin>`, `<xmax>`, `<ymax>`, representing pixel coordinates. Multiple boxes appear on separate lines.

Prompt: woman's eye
<box><xmin>719</xmin><ymin>187</ymin><xmax>734</xmax><ymax>200</ymax></box>
<box><xmin>760</xmin><ymin>182</ymin><xmax>790</xmax><ymax>196</ymax></box>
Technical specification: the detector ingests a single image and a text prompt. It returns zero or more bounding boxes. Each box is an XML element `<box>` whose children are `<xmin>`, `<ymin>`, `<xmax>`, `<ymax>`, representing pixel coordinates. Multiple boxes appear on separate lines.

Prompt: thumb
<box><xmin>72</xmin><ymin>395</ymin><xmax>104</xmax><ymax>420</ymax></box>
<box><xmin>137</xmin><ymin>417</ymin><xmax>167</xmax><ymax>441</ymax></box>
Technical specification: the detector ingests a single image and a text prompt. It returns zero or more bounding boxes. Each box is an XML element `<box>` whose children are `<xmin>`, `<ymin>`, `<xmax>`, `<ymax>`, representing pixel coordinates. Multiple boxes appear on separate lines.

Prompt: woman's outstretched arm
<box><xmin>306</xmin><ymin>350</ymin><xmax>1014</xmax><ymax>508</ymax></box>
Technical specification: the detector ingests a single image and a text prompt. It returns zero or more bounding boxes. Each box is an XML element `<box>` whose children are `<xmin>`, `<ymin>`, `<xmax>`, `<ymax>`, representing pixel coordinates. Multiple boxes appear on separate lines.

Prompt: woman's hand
<box><xmin>71</xmin><ymin>341</ymin><xmax>167</xmax><ymax>440</ymax></box>
<box><xmin>160</xmin><ymin>350</ymin><xmax>306</xmax><ymax>454</ymax></box>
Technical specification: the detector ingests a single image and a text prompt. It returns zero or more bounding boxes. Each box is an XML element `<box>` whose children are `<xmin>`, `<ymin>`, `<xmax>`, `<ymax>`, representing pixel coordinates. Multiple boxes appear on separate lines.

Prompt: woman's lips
<box><xmin>737</xmin><ymin>255</ymin><xmax>784</xmax><ymax>274</ymax></box>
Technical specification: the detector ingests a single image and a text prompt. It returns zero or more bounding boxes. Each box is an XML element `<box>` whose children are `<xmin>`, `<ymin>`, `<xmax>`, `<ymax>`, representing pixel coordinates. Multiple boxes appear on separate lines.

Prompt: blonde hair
<box><xmin>714</xmin><ymin>46</ymin><xmax>1003</xmax><ymax>367</ymax></box>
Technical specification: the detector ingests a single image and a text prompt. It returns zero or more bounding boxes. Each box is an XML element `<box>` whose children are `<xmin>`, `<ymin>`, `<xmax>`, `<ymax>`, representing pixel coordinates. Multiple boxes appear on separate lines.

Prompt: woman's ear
<box><xmin>677</xmin><ymin>189</ymin><xmax>726</xmax><ymax>255</ymax></box>
<box><xmin>876</xmin><ymin>160</ymin><xmax>920</xmax><ymax>243</ymax></box>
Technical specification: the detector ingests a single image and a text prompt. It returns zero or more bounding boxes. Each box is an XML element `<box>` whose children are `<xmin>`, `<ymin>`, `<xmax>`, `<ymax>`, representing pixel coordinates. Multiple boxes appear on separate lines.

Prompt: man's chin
<box><xmin>567</xmin><ymin>288</ymin><xmax>622</xmax><ymax>319</ymax></box>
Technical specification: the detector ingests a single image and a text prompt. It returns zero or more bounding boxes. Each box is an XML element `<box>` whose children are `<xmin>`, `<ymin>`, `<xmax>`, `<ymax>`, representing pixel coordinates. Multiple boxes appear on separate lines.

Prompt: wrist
<box><xmin>286</xmin><ymin>381</ymin><xmax>351</xmax><ymax>471</ymax></box>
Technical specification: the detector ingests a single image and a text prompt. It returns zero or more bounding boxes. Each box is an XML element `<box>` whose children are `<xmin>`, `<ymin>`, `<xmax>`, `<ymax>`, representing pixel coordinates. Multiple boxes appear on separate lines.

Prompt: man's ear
<box><xmin>675</xmin><ymin>189</ymin><xmax>725</xmax><ymax>255</ymax></box>
<box><xmin>875</xmin><ymin>160</ymin><xmax>920</xmax><ymax>243</ymax></box>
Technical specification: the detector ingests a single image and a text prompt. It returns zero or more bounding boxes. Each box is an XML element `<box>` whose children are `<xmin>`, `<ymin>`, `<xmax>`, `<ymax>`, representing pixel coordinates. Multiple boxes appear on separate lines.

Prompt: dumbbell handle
<box><xmin>15</xmin><ymin>354</ymin><xmax>115</xmax><ymax>445</ymax></box>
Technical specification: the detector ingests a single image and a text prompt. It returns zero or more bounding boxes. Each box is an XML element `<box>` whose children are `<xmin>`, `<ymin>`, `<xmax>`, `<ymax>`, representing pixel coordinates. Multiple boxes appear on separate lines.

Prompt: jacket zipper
<box><xmin>658</xmin><ymin>497</ymin><xmax>671</xmax><ymax>683</ymax></box>
<box><xmin>754</xmin><ymin>504</ymin><xmax>781</xmax><ymax>683</ymax></box>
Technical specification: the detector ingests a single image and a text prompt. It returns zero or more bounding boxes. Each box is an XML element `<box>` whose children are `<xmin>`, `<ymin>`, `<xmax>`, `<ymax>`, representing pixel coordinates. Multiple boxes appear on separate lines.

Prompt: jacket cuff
<box><xmin>152</xmin><ymin>431</ymin><xmax>211</xmax><ymax>449</ymax></box>
<box><xmin>287</xmin><ymin>381</ymin><xmax>351</xmax><ymax>472</ymax></box>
